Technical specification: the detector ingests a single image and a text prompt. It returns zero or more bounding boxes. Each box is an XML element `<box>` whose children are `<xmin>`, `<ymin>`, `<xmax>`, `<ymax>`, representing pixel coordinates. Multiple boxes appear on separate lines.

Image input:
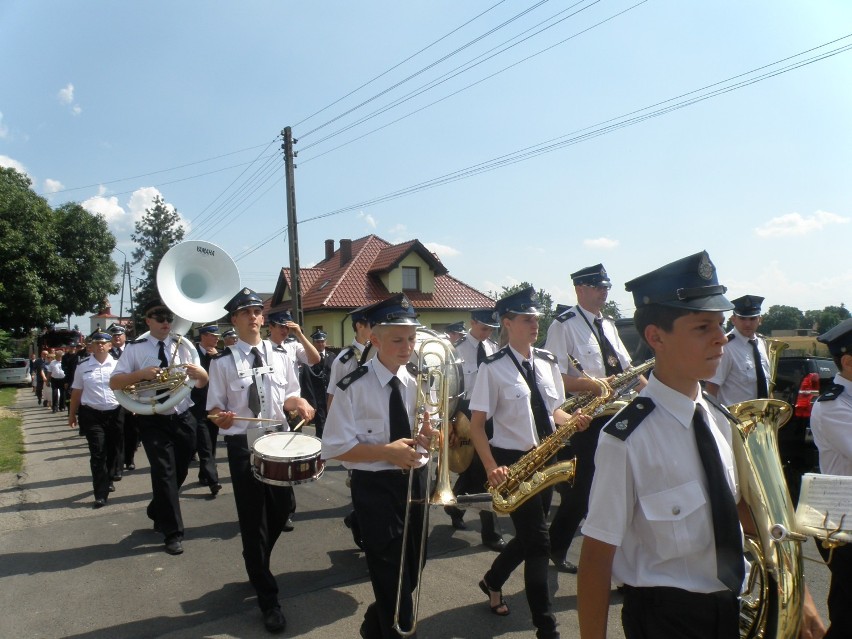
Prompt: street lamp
<box><xmin>113</xmin><ymin>248</ymin><xmax>133</xmax><ymax>325</ymax></box>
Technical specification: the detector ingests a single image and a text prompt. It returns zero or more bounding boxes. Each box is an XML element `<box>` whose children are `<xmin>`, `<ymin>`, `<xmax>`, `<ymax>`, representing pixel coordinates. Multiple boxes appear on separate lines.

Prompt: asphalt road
<box><xmin>0</xmin><ymin>388</ymin><xmax>832</xmax><ymax>638</ymax></box>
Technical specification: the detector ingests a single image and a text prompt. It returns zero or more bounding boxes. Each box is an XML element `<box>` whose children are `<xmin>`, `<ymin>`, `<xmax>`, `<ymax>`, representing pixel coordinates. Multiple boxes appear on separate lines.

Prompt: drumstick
<box><xmin>207</xmin><ymin>414</ymin><xmax>281</xmax><ymax>423</ymax></box>
<box><xmin>292</xmin><ymin>419</ymin><xmax>305</xmax><ymax>432</ymax></box>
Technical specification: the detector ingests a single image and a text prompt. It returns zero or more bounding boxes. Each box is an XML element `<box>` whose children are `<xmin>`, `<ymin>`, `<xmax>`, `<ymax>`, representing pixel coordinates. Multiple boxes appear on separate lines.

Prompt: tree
<box><xmin>130</xmin><ymin>195</ymin><xmax>185</xmax><ymax>331</ymax></box>
<box><xmin>760</xmin><ymin>305</ymin><xmax>804</xmax><ymax>334</ymax></box>
<box><xmin>0</xmin><ymin>167</ymin><xmax>63</xmax><ymax>334</ymax></box>
<box><xmin>814</xmin><ymin>304</ymin><xmax>850</xmax><ymax>334</ymax></box>
<box><xmin>494</xmin><ymin>282</ymin><xmax>554</xmax><ymax>346</ymax></box>
<box><xmin>52</xmin><ymin>203</ymin><xmax>119</xmax><ymax>318</ymax></box>
<box><xmin>603</xmin><ymin>300</ymin><xmax>623</xmax><ymax>320</ymax></box>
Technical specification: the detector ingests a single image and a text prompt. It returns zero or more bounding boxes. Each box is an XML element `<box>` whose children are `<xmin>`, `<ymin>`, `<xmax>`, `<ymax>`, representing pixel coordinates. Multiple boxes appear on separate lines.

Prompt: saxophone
<box><xmin>489</xmin><ymin>376</ymin><xmax>614</xmax><ymax>514</ymax></box>
<box><xmin>561</xmin><ymin>357</ymin><xmax>655</xmax><ymax>414</ymax></box>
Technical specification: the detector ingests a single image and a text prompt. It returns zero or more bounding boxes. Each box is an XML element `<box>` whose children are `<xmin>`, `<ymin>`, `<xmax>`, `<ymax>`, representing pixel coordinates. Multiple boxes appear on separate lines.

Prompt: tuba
<box><xmin>392</xmin><ymin>328</ymin><xmax>465</xmax><ymax>637</ymax></box>
<box><xmin>114</xmin><ymin>241</ymin><xmax>241</xmax><ymax>415</ymax></box>
<box><xmin>728</xmin><ymin>338</ymin><xmax>805</xmax><ymax>639</ymax></box>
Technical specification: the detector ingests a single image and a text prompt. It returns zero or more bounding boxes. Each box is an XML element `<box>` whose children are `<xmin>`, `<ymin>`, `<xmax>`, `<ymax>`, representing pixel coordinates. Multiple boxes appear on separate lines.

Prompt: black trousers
<box><xmin>50</xmin><ymin>379</ymin><xmax>66</xmax><ymax>411</ymax></box>
<box><xmin>224</xmin><ymin>434</ymin><xmax>295</xmax><ymax>613</ymax></box>
<box><xmin>120</xmin><ymin>408</ymin><xmax>139</xmax><ymax>468</ymax></box>
<box><xmin>191</xmin><ymin>408</ymin><xmax>219</xmax><ymax>485</ymax></box>
<box><xmin>36</xmin><ymin>376</ymin><xmax>45</xmax><ymax>402</ymax></box>
<box><xmin>621</xmin><ymin>585</ymin><xmax>739</xmax><ymax>639</ymax></box>
<box><xmin>485</xmin><ymin>447</ymin><xmax>557</xmax><ymax>639</ymax></box>
<box><xmin>817</xmin><ymin>541</ymin><xmax>852</xmax><ymax>638</ymax></box>
<box><xmin>549</xmin><ymin>415</ymin><xmax>608</xmax><ymax>558</ymax></box>
<box><xmin>453</xmin><ymin>452</ymin><xmax>502</xmax><ymax>540</ymax></box>
<box><xmin>137</xmin><ymin>411</ymin><xmax>196</xmax><ymax>541</ymax></box>
<box><xmin>78</xmin><ymin>405</ymin><xmax>122</xmax><ymax>500</ymax></box>
<box><xmin>351</xmin><ymin>467</ymin><xmax>427</xmax><ymax>639</ymax></box>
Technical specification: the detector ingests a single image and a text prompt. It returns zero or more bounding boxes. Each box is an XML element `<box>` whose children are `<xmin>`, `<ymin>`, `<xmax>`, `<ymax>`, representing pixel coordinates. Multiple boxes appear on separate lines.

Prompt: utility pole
<box><xmin>282</xmin><ymin>126</ymin><xmax>303</xmax><ymax>324</ymax></box>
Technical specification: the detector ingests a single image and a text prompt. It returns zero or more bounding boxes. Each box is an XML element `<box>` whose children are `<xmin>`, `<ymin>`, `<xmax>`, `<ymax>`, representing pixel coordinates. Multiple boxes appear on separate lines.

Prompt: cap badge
<box><xmin>242</xmin><ymin>287</ymin><xmax>250</xmax><ymax>295</ymax></box>
<box><xmin>400</xmin><ymin>298</ymin><xmax>409</xmax><ymax>309</ymax></box>
<box><xmin>698</xmin><ymin>254</ymin><xmax>714</xmax><ymax>280</ymax></box>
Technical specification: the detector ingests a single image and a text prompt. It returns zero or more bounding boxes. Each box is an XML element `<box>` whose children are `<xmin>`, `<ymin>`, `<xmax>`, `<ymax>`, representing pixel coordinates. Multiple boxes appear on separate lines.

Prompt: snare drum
<box><xmin>251</xmin><ymin>432</ymin><xmax>325</xmax><ymax>486</ymax></box>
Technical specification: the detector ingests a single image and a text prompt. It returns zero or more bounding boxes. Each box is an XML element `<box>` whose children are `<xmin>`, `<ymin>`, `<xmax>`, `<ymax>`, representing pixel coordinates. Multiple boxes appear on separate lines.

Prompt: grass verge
<box><xmin>0</xmin><ymin>387</ymin><xmax>24</xmax><ymax>473</ymax></box>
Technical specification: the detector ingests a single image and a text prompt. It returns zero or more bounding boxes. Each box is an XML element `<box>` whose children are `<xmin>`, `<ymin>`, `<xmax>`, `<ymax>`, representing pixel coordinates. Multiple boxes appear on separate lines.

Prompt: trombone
<box><xmin>392</xmin><ymin>330</ymin><xmax>464</xmax><ymax>637</ymax></box>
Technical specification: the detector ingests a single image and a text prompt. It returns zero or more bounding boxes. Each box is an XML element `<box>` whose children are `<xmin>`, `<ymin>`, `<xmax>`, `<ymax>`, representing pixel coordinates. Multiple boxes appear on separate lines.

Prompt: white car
<box><xmin>0</xmin><ymin>358</ymin><xmax>33</xmax><ymax>386</ymax></box>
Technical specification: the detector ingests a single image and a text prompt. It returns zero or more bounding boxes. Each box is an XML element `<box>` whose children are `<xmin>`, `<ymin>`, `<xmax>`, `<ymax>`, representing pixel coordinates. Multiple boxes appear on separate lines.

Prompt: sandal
<box><xmin>478</xmin><ymin>578</ymin><xmax>510</xmax><ymax>616</ymax></box>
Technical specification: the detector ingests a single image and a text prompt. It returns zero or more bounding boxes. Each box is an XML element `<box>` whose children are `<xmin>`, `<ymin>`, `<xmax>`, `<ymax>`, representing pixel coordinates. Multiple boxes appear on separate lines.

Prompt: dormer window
<box><xmin>402</xmin><ymin>266</ymin><xmax>420</xmax><ymax>291</ymax></box>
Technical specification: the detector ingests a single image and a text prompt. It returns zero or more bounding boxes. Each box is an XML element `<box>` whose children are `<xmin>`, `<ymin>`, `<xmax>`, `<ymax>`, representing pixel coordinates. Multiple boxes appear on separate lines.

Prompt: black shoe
<box><xmin>112</xmin><ymin>474</ymin><xmax>122</xmax><ymax>481</ymax></box>
<box><xmin>125</xmin><ymin>463</ymin><xmax>135</xmax><ymax>471</ymax></box>
<box><xmin>263</xmin><ymin>607</ymin><xmax>286</xmax><ymax>634</ymax></box>
<box><xmin>165</xmin><ymin>537</ymin><xmax>184</xmax><ymax>555</ymax></box>
<box><xmin>550</xmin><ymin>554</ymin><xmax>578</xmax><ymax>573</ymax></box>
<box><xmin>283</xmin><ymin>516</ymin><xmax>294</xmax><ymax>532</ymax></box>
<box><xmin>483</xmin><ymin>536</ymin><xmax>507</xmax><ymax>552</ymax></box>
<box><xmin>93</xmin><ymin>498</ymin><xmax>107</xmax><ymax>509</ymax></box>
<box><xmin>108</xmin><ymin>483</ymin><xmax>115</xmax><ymax>493</ymax></box>
<box><xmin>445</xmin><ymin>505</ymin><xmax>467</xmax><ymax>530</ymax></box>
<box><xmin>209</xmin><ymin>483</ymin><xmax>222</xmax><ymax>496</ymax></box>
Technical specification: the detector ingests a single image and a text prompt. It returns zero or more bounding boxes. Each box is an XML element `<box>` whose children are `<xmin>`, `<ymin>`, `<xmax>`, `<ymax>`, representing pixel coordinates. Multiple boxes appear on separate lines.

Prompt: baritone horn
<box><xmin>392</xmin><ymin>329</ymin><xmax>465</xmax><ymax>637</ymax></box>
<box><xmin>114</xmin><ymin>241</ymin><xmax>241</xmax><ymax>415</ymax></box>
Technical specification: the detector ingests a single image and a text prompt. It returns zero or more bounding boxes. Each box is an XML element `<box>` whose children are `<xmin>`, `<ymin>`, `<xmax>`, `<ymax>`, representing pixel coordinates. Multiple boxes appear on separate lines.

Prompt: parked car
<box><xmin>0</xmin><ymin>358</ymin><xmax>33</xmax><ymax>387</ymax></box>
<box><xmin>772</xmin><ymin>355</ymin><xmax>839</xmax><ymax>504</ymax></box>
<box><xmin>614</xmin><ymin>318</ymin><xmax>654</xmax><ymax>366</ymax></box>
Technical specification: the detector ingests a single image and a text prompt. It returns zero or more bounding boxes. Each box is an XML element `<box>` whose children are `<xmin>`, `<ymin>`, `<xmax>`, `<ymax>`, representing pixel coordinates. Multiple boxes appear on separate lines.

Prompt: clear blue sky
<box><xmin>2</xmin><ymin>1</ymin><xmax>850</xmax><ymax>330</ymax></box>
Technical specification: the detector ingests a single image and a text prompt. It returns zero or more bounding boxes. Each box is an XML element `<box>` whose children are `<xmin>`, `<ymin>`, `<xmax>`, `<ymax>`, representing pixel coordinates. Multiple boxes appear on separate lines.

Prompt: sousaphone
<box><xmin>114</xmin><ymin>241</ymin><xmax>240</xmax><ymax>414</ymax></box>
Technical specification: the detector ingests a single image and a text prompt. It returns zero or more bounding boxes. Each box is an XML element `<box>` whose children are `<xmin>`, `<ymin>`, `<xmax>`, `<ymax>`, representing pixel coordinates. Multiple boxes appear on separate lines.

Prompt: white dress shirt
<box><xmin>544</xmin><ymin>305</ymin><xmax>632</xmax><ymax>377</ymax></box>
<box><xmin>112</xmin><ymin>335</ymin><xmax>198</xmax><ymax>415</ymax></box>
<box><xmin>810</xmin><ymin>373</ymin><xmax>852</xmax><ymax>477</ymax></box>
<box><xmin>206</xmin><ymin>339</ymin><xmax>300</xmax><ymax>436</ymax></box>
<box><xmin>322</xmin><ymin>357</ymin><xmax>428</xmax><ymax>471</ymax></box>
<box><xmin>453</xmin><ymin>335</ymin><xmax>497</xmax><ymax>399</ymax></box>
<box><xmin>582</xmin><ymin>373</ymin><xmax>743</xmax><ymax>593</ymax></box>
<box><xmin>327</xmin><ymin>340</ymin><xmax>372</xmax><ymax>397</ymax></box>
<box><xmin>72</xmin><ymin>356</ymin><xmax>119</xmax><ymax>410</ymax></box>
<box><xmin>468</xmin><ymin>346</ymin><xmax>565</xmax><ymax>451</ymax></box>
<box><xmin>707</xmin><ymin>328</ymin><xmax>770</xmax><ymax>406</ymax></box>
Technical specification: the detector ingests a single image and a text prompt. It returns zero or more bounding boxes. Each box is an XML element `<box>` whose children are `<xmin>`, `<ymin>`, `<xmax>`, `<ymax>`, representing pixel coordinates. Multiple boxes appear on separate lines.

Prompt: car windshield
<box><xmin>3</xmin><ymin>359</ymin><xmax>28</xmax><ymax>368</ymax></box>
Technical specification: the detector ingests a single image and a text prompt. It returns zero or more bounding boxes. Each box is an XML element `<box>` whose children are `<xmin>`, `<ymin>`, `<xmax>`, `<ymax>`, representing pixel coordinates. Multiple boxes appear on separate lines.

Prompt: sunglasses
<box><xmin>148</xmin><ymin>314</ymin><xmax>174</xmax><ymax>323</ymax></box>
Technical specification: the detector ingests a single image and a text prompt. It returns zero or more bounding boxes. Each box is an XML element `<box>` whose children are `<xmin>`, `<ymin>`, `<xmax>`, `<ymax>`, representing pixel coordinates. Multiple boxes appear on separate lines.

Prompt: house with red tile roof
<box><xmin>267</xmin><ymin>235</ymin><xmax>495</xmax><ymax>347</ymax></box>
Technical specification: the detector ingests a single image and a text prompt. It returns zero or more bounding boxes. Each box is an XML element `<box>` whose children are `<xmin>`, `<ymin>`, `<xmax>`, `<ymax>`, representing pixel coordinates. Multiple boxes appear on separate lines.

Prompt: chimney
<box><xmin>324</xmin><ymin>239</ymin><xmax>335</xmax><ymax>262</ymax></box>
<box><xmin>340</xmin><ymin>239</ymin><xmax>352</xmax><ymax>265</ymax></box>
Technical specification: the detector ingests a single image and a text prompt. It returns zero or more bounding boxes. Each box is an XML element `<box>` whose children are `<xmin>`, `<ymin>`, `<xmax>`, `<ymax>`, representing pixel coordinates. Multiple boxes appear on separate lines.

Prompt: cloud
<box><xmin>81</xmin><ymin>186</ymin><xmax>189</xmax><ymax>233</ymax></box>
<box><xmin>0</xmin><ymin>112</ymin><xmax>8</xmax><ymax>138</ymax></box>
<box><xmin>583</xmin><ymin>237</ymin><xmax>620</xmax><ymax>250</ymax></box>
<box><xmin>81</xmin><ymin>192</ymin><xmax>125</xmax><ymax>224</ymax></box>
<box><xmin>57</xmin><ymin>83</ymin><xmax>82</xmax><ymax>115</ymax></box>
<box><xmin>389</xmin><ymin>223</ymin><xmax>407</xmax><ymax>235</ymax></box>
<box><xmin>43</xmin><ymin>178</ymin><xmax>64</xmax><ymax>194</ymax></box>
<box><xmin>423</xmin><ymin>242</ymin><xmax>461</xmax><ymax>259</ymax></box>
<box><xmin>0</xmin><ymin>154</ymin><xmax>28</xmax><ymax>176</ymax></box>
<box><xmin>57</xmin><ymin>83</ymin><xmax>74</xmax><ymax>104</ymax></box>
<box><xmin>754</xmin><ymin>210</ymin><xmax>850</xmax><ymax>238</ymax></box>
<box><xmin>357</xmin><ymin>210</ymin><xmax>376</xmax><ymax>228</ymax></box>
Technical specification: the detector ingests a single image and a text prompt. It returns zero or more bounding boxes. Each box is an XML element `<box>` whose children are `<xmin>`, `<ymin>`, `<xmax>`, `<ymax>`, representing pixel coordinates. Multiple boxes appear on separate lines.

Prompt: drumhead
<box><xmin>252</xmin><ymin>432</ymin><xmax>322</xmax><ymax>459</ymax></box>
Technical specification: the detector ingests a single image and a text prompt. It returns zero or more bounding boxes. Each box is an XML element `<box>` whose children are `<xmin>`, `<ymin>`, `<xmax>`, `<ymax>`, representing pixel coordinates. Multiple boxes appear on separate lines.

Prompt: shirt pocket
<box><xmin>501</xmin><ymin>383</ymin><xmax>530</xmax><ymax>402</ymax></box>
<box><xmin>229</xmin><ymin>377</ymin><xmax>252</xmax><ymax>393</ymax></box>
<box><xmin>639</xmin><ymin>480</ymin><xmax>710</xmax><ymax>561</ymax></box>
<box><xmin>355</xmin><ymin>418</ymin><xmax>387</xmax><ymax>445</ymax></box>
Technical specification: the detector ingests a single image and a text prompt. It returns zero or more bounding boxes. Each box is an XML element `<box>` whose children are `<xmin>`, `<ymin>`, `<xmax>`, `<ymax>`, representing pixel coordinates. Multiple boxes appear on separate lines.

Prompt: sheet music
<box><xmin>795</xmin><ymin>473</ymin><xmax>852</xmax><ymax>543</ymax></box>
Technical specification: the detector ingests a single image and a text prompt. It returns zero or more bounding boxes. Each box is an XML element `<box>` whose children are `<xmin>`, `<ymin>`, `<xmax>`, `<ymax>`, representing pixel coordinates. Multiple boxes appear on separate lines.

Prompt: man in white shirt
<box><xmin>207</xmin><ymin>288</ymin><xmax>314</xmax><ymax>635</ymax></box>
<box><xmin>110</xmin><ymin>298</ymin><xmax>208</xmax><ymax>555</ymax></box>
<box><xmin>706</xmin><ymin>294</ymin><xmax>771</xmax><ymax>406</ymax></box>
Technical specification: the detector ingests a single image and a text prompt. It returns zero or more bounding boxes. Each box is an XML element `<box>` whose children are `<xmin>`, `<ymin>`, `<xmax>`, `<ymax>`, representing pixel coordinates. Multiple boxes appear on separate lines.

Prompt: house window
<box><xmin>402</xmin><ymin>266</ymin><xmax>419</xmax><ymax>291</ymax></box>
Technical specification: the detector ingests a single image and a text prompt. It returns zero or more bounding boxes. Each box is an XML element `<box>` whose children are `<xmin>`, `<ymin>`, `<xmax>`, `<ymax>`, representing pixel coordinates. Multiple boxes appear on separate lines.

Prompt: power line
<box><xmin>298</xmin><ymin>0</ymin><xmax>556</xmax><ymax>139</ymax></box>
<box><xmin>50</xmin><ymin>142</ymin><xmax>273</xmax><ymax>194</ymax></box>
<box><xmin>293</xmin><ymin>0</ymin><xmax>511</xmax><ymax>127</ymax></box>
<box><xmin>230</xmin><ymin>34</ymin><xmax>852</xmax><ymax>262</ymax></box>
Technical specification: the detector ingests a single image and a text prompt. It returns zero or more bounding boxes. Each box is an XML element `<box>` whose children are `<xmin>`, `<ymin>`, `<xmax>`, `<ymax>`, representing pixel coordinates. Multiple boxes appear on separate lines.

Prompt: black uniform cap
<box><xmin>224</xmin><ymin>288</ymin><xmax>263</xmax><ymax>314</ymax></box>
<box><xmin>731</xmin><ymin>295</ymin><xmax>764</xmax><ymax>318</ymax></box>
<box><xmin>365</xmin><ymin>294</ymin><xmax>420</xmax><ymax>326</ymax></box>
<box><xmin>445</xmin><ymin>322</ymin><xmax>466</xmax><ymax>335</ymax></box>
<box><xmin>311</xmin><ymin>330</ymin><xmax>328</xmax><ymax>341</ymax></box>
<box><xmin>268</xmin><ymin>310</ymin><xmax>294</xmax><ymax>325</ymax></box>
<box><xmin>818</xmin><ymin>318</ymin><xmax>852</xmax><ymax>357</ymax></box>
<box><xmin>624</xmin><ymin>251</ymin><xmax>733</xmax><ymax>312</ymax></box>
<box><xmin>471</xmin><ymin>308</ymin><xmax>499</xmax><ymax>328</ymax></box>
<box><xmin>571</xmin><ymin>264</ymin><xmax>612</xmax><ymax>289</ymax></box>
<box><xmin>495</xmin><ymin>286</ymin><xmax>542</xmax><ymax>318</ymax></box>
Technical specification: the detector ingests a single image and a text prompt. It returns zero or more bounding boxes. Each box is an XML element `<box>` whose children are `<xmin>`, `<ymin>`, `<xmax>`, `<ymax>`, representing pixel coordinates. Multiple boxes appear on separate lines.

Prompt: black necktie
<box><xmin>521</xmin><ymin>360</ymin><xmax>553</xmax><ymax>442</ymax></box>
<box><xmin>593</xmin><ymin>317</ymin><xmax>624</xmax><ymax>376</ymax></box>
<box><xmin>388</xmin><ymin>376</ymin><xmax>410</xmax><ymax>441</ymax></box>
<box><xmin>693</xmin><ymin>406</ymin><xmax>744</xmax><ymax>593</ymax></box>
<box><xmin>156</xmin><ymin>341</ymin><xmax>169</xmax><ymax>368</ymax></box>
<box><xmin>248</xmin><ymin>347</ymin><xmax>264</xmax><ymax>417</ymax></box>
<box><xmin>477</xmin><ymin>341</ymin><xmax>487</xmax><ymax>367</ymax></box>
<box><xmin>750</xmin><ymin>339</ymin><xmax>768</xmax><ymax>398</ymax></box>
